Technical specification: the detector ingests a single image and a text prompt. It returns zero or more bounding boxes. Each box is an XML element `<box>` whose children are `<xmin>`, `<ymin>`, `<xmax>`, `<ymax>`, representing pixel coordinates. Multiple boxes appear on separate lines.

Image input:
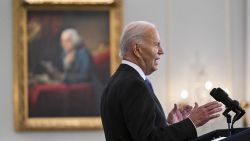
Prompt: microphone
<box><xmin>210</xmin><ymin>87</ymin><xmax>245</xmax><ymax>123</ymax></box>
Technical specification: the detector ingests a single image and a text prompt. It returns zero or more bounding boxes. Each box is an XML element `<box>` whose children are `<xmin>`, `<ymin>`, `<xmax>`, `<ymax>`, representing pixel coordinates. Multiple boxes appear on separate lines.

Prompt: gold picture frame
<box><xmin>13</xmin><ymin>0</ymin><xmax>122</xmax><ymax>131</ymax></box>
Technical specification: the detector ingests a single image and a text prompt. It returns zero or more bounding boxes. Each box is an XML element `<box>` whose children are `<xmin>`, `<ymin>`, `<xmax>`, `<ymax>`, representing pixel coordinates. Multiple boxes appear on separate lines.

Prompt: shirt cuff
<box><xmin>188</xmin><ymin>117</ymin><xmax>197</xmax><ymax>128</ymax></box>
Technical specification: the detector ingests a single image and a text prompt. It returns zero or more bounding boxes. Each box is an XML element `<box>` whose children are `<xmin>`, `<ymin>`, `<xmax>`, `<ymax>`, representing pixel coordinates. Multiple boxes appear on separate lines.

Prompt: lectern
<box><xmin>193</xmin><ymin>128</ymin><xmax>250</xmax><ymax>141</ymax></box>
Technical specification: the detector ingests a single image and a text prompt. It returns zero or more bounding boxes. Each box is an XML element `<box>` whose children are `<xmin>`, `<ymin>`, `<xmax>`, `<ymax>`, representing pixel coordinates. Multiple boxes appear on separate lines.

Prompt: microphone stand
<box><xmin>223</xmin><ymin>107</ymin><xmax>232</xmax><ymax>136</ymax></box>
<box><xmin>223</xmin><ymin>106</ymin><xmax>245</xmax><ymax>137</ymax></box>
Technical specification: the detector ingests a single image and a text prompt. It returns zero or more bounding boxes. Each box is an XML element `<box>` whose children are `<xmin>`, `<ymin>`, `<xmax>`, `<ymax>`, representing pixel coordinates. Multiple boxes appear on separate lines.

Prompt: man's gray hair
<box><xmin>61</xmin><ymin>28</ymin><xmax>82</xmax><ymax>46</ymax></box>
<box><xmin>119</xmin><ymin>21</ymin><xmax>156</xmax><ymax>57</ymax></box>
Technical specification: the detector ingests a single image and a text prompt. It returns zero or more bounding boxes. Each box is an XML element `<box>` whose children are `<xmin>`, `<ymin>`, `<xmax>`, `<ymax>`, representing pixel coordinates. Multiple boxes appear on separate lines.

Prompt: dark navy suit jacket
<box><xmin>101</xmin><ymin>64</ymin><xmax>197</xmax><ymax>141</ymax></box>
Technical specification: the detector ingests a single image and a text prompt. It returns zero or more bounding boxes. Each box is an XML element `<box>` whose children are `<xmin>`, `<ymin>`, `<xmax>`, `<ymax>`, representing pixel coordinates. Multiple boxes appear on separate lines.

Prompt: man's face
<box><xmin>139</xmin><ymin>28</ymin><xmax>164</xmax><ymax>75</ymax></box>
<box><xmin>61</xmin><ymin>33</ymin><xmax>74</xmax><ymax>53</ymax></box>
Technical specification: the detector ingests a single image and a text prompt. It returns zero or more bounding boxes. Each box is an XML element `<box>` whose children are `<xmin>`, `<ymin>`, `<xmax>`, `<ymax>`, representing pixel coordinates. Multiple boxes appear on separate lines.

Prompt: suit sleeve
<box><xmin>120</xmin><ymin>80</ymin><xmax>197</xmax><ymax>141</ymax></box>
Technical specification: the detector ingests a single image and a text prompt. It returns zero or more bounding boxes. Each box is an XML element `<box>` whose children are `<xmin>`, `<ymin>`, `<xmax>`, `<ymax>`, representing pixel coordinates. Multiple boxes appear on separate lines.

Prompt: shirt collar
<box><xmin>121</xmin><ymin>60</ymin><xmax>146</xmax><ymax>80</ymax></box>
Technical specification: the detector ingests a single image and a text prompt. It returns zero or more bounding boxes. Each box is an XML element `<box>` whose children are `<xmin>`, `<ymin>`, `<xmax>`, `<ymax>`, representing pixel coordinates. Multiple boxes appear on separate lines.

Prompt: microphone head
<box><xmin>210</xmin><ymin>87</ymin><xmax>246</xmax><ymax>123</ymax></box>
<box><xmin>210</xmin><ymin>87</ymin><xmax>229</xmax><ymax>102</ymax></box>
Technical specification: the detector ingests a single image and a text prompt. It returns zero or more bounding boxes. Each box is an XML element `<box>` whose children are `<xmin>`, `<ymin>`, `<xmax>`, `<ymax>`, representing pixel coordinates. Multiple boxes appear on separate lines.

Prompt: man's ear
<box><xmin>133</xmin><ymin>44</ymin><xmax>141</xmax><ymax>58</ymax></box>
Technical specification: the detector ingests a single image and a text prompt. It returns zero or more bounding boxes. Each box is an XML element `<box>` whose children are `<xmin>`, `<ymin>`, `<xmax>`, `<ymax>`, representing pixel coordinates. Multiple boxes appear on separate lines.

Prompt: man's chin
<box><xmin>153</xmin><ymin>65</ymin><xmax>158</xmax><ymax>71</ymax></box>
<box><xmin>153</xmin><ymin>68</ymin><xmax>158</xmax><ymax>72</ymax></box>
<box><xmin>147</xmin><ymin>67</ymin><xmax>158</xmax><ymax>75</ymax></box>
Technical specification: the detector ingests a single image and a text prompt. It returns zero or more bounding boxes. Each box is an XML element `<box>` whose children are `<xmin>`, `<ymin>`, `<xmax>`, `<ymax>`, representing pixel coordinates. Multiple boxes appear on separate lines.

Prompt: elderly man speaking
<box><xmin>101</xmin><ymin>21</ymin><xmax>222</xmax><ymax>141</ymax></box>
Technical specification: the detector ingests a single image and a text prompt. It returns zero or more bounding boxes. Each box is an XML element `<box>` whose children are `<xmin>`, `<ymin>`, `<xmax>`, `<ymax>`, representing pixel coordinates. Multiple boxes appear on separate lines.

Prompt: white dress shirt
<box><xmin>121</xmin><ymin>60</ymin><xmax>146</xmax><ymax>80</ymax></box>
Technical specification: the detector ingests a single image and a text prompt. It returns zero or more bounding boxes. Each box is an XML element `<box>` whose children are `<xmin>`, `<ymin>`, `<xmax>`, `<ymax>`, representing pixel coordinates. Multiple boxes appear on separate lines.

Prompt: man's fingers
<box><xmin>184</xmin><ymin>108</ymin><xmax>192</xmax><ymax>113</ymax></box>
<box><xmin>189</xmin><ymin>102</ymin><xmax>222</xmax><ymax>127</ymax></box>
<box><xmin>176</xmin><ymin>110</ymin><xmax>183</xmax><ymax>120</ymax></box>
<box><xmin>182</xmin><ymin>105</ymin><xmax>192</xmax><ymax>114</ymax></box>
<box><xmin>203</xmin><ymin>101</ymin><xmax>220</xmax><ymax>108</ymax></box>
<box><xmin>208</xmin><ymin>107</ymin><xmax>222</xmax><ymax>115</ymax></box>
<box><xmin>183</xmin><ymin>105</ymin><xmax>193</xmax><ymax>110</ymax></box>
<box><xmin>209</xmin><ymin>114</ymin><xmax>220</xmax><ymax>120</ymax></box>
<box><xmin>206</xmin><ymin>103</ymin><xmax>222</xmax><ymax>111</ymax></box>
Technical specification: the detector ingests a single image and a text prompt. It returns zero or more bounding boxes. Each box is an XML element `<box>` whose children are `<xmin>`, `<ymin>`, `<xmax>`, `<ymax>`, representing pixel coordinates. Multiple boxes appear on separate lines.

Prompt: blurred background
<box><xmin>1</xmin><ymin>0</ymin><xmax>250</xmax><ymax>140</ymax></box>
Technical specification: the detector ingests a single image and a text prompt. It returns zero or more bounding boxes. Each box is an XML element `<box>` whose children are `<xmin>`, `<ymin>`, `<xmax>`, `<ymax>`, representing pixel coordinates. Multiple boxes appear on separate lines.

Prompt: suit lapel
<box><xmin>117</xmin><ymin>64</ymin><xmax>167</xmax><ymax>120</ymax></box>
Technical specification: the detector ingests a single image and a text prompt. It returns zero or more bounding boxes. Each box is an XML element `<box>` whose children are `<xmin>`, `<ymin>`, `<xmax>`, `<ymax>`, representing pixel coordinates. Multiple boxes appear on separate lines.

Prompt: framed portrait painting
<box><xmin>13</xmin><ymin>0</ymin><xmax>122</xmax><ymax>130</ymax></box>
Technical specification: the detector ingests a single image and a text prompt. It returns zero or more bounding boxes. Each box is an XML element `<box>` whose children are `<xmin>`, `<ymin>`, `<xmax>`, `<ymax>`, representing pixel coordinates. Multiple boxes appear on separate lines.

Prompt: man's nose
<box><xmin>158</xmin><ymin>47</ymin><xmax>164</xmax><ymax>55</ymax></box>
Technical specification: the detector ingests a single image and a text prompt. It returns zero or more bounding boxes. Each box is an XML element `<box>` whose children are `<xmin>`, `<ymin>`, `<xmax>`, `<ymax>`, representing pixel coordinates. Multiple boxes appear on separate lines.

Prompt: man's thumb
<box><xmin>173</xmin><ymin>104</ymin><xmax>177</xmax><ymax>111</ymax></box>
<box><xmin>194</xmin><ymin>102</ymin><xmax>198</xmax><ymax>109</ymax></box>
